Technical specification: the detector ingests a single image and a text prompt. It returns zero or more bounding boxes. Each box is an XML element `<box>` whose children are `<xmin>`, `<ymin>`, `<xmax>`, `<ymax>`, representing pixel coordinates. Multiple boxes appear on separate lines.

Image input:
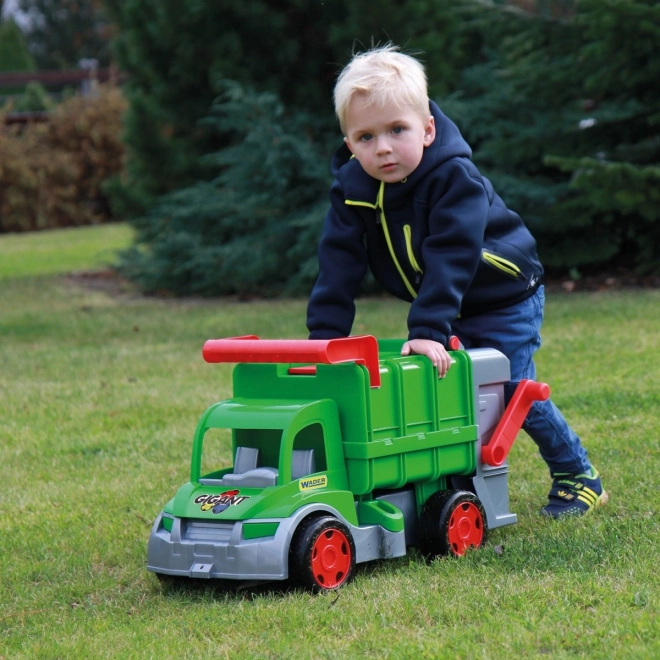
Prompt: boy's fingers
<box><xmin>401</xmin><ymin>340</ymin><xmax>452</xmax><ymax>378</ymax></box>
<box><xmin>437</xmin><ymin>348</ymin><xmax>451</xmax><ymax>378</ymax></box>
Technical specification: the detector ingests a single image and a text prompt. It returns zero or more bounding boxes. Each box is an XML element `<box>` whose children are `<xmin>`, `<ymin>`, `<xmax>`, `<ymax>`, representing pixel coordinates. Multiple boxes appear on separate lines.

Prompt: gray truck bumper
<box><xmin>147</xmin><ymin>512</ymin><xmax>296</xmax><ymax>580</ymax></box>
<box><xmin>147</xmin><ymin>505</ymin><xmax>406</xmax><ymax>581</ymax></box>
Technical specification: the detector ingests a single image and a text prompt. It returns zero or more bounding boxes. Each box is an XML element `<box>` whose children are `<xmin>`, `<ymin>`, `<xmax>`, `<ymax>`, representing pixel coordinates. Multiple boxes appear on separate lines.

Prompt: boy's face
<box><xmin>343</xmin><ymin>93</ymin><xmax>435</xmax><ymax>183</ymax></box>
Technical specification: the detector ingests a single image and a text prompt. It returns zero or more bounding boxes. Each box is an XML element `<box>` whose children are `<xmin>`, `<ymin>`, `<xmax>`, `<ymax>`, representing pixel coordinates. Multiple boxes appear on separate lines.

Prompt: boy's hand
<box><xmin>401</xmin><ymin>339</ymin><xmax>452</xmax><ymax>378</ymax></box>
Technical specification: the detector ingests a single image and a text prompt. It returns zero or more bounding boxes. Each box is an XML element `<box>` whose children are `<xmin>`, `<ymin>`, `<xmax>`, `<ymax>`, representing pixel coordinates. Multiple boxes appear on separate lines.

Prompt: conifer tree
<box><xmin>117</xmin><ymin>83</ymin><xmax>332</xmax><ymax>296</ymax></box>
<box><xmin>0</xmin><ymin>17</ymin><xmax>35</xmax><ymax>72</ymax></box>
<box><xmin>106</xmin><ymin>0</ymin><xmax>481</xmax><ymax>294</ymax></box>
<box><xmin>103</xmin><ymin>0</ymin><xmax>348</xmax><ymax>216</ymax></box>
<box><xmin>443</xmin><ymin>0</ymin><xmax>660</xmax><ymax>274</ymax></box>
<box><xmin>104</xmin><ymin>0</ymin><xmax>480</xmax><ymax>210</ymax></box>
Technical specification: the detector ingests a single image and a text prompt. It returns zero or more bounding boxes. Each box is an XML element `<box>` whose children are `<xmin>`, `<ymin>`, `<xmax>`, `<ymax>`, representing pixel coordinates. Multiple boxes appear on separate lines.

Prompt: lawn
<box><xmin>0</xmin><ymin>222</ymin><xmax>133</xmax><ymax>280</ymax></box>
<box><xmin>0</xmin><ymin>226</ymin><xmax>658</xmax><ymax>659</ymax></box>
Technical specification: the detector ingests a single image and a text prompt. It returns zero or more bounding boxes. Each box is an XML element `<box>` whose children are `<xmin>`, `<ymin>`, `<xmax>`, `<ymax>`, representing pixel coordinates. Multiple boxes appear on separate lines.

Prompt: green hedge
<box><xmin>443</xmin><ymin>0</ymin><xmax>660</xmax><ymax>275</ymax></box>
<box><xmin>117</xmin><ymin>84</ymin><xmax>331</xmax><ymax>296</ymax></box>
<box><xmin>111</xmin><ymin>0</ymin><xmax>660</xmax><ymax>295</ymax></box>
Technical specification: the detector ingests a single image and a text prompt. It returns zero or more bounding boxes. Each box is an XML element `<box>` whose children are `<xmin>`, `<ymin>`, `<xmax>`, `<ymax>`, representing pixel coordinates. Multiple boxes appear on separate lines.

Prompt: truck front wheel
<box><xmin>289</xmin><ymin>516</ymin><xmax>356</xmax><ymax>591</ymax></box>
<box><xmin>419</xmin><ymin>490</ymin><xmax>487</xmax><ymax>558</ymax></box>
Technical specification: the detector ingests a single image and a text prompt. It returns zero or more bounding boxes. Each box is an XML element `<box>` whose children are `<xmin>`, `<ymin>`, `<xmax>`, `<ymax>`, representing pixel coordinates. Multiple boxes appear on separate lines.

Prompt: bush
<box><xmin>12</xmin><ymin>81</ymin><xmax>54</xmax><ymax>112</ymax></box>
<box><xmin>117</xmin><ymin>82</ymin><xmax>331</xmax><ymax>296</ymax></box>
<box><xmin>0</xmin><ymin>17</ymin><xmax>35</xmax><ymax>72</ymax></box>
<box><xmin>106</xmin><ymin>0</ymin><xmax>482</xmax><ymax>295</ymax></box>
<box><xmin>0</xmin><ymin>84</ymin><xmax>126</xmax><ymax>232</ymax></box>
<box><xmin>103</xmin><ymin>0</ymin><xmax>478</xmax><ymax>218</ymax></box>
<box><xmin>112</xmin><ymin>0</ymin><xmax>660</xmax><ymax>293</ymax></box>
<box><xmin>442</xmin><ymin>0</ymin><xmax>660</xmax><ymax>275</ymax></box>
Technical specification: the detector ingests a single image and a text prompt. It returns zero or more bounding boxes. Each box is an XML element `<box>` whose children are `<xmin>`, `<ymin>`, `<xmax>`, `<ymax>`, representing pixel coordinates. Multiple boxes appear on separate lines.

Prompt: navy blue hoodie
<box><xmin>307</xmin><ymin>101</ymin><xmax>543</xmax><ymax>347</ymax></box>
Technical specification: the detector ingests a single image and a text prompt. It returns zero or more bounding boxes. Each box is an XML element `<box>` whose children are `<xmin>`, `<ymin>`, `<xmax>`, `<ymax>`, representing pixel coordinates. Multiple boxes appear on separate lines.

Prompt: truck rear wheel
<box><xmin>289</xmin><ymin>515</ymin><xmax>356</xmax><ymax>591</ymax></box>
<box><xmin>419</xmin><ymin>490</ymin><xmax>487</xmax><ymax>558</ymax></box>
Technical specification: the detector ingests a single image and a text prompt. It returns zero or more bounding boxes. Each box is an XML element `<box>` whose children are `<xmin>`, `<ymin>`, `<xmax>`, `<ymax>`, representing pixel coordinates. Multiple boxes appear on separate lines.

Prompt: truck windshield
<box><xmin>200</xmin><ymin>427</ymin><xmax>282</xmax><ymax>480</ymax></box>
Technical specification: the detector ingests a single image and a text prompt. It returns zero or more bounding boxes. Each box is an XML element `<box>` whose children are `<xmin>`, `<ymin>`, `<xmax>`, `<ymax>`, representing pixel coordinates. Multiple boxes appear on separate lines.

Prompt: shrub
<box><xmin>106</xmin><ymin>0</ymin><xmax>481</xmax><ymax>295</ymax></box>
<box><xmin>0</xmin><ymin>84</ymin><xmax>126</xmax><ymax>232</ymax></box>
<box><xmin>442</xmin><ymin>0</ymin><xmax>660</xmax><ymax>275</ymax></box>
<box><xmin>103</xmin><ymin>0</ymin><xmax>478</xmax><ymax>217</ymax></box>
<box><xmin>12</xmin><ymin>81</ymin><xmax>54</xmax><ymax>112</ymax></box>
<box><xmin>0</xmin><ymin>17</ymin><xmax>35</xmax><ymax>73</ymax></box>
<box><xmin>117</xmin><ymin>82</ymin><xmax>331</xmax><ymax>297</ymax></box>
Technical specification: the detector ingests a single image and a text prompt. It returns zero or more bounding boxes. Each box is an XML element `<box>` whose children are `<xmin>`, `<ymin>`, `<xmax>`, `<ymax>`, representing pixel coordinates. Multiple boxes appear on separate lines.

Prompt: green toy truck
<box><xmin>147</xmin><ymin>335</ymin><xmax>549</xmax><ymax>591</ymax></box>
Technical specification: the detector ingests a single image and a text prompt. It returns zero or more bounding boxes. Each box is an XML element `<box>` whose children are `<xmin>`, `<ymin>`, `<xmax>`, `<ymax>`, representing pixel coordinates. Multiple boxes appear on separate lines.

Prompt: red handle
<box><xmin>481</xmin><ymin>379</ymin><xmax>551</xmax><ymax>466</ymax></box>
<box><xmin>202</xmin><ymin>335</ymin><xmax>381</xmax><ymax>388</ymax></box>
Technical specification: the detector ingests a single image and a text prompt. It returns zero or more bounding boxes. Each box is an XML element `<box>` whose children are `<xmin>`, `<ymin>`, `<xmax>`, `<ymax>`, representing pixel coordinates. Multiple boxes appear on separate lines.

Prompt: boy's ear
<box><xmin>343</xmin><ymin>136</ymin><xmax>355</xmax><ymax>154</ymax></box>
<box><xmin>423</xmin><ymin>116</ymin><xmax>436</xmax><ymax>147</ymax></box>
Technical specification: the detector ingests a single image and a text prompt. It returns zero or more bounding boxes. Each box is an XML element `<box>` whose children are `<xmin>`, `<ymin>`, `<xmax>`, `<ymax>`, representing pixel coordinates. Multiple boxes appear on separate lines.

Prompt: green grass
<box><xmin>0</xmin><ymin>223</ymin><xmax>133</xmax><ymax>279</ymax></box>
<box><xmin>1</xmin><ymin>227</ymin><xmax>659</xmax><ymax>659</ymax></box>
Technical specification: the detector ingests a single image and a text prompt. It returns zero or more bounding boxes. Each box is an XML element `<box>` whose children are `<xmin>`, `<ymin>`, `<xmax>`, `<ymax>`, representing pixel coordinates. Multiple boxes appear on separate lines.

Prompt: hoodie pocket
<box><xmin>481</xmin><ymin>248</ymin><xmax>540</xmax><ymax>290</ymax></box>
<box><xmin>481</xmin><ymin>250</ymin><xmax>523</xmax><ymax>279</ymax></box>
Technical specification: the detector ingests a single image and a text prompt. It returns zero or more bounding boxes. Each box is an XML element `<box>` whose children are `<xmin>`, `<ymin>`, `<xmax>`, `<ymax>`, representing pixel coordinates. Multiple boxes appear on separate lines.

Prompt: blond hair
<box><xmin>334</xmin><ymin>44</ymin><xmax>429</xmax><ymax>133</ymax></box>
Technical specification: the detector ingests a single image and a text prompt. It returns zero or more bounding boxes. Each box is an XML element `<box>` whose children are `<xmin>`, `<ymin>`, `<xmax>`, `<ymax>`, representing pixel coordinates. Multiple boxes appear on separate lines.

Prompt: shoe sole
<box><xmin>596</xmin><ymin>490</ymin><xmax>609</xmax><ymax>507</ymax></box>
<box><xmin>580</xmin><ymin>489</ymin><xmax>609</xmax><ymax>516</ymax></box>
<box><xmin>580</xmin><ymin>489</ymin><xmax>609</xmax><ymax>515</ymax></box>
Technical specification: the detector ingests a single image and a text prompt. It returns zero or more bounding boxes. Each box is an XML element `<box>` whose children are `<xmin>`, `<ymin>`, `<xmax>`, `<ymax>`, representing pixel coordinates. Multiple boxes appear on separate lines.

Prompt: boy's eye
<box><xmin>359</xmin><ymin>133</ymin><xmax>373</xmax><ymax>142</ymax></box>
<box><xmin>392</xmin><ymin>126</ymin><xmax>403</xmax><ymax>134</ymax></box>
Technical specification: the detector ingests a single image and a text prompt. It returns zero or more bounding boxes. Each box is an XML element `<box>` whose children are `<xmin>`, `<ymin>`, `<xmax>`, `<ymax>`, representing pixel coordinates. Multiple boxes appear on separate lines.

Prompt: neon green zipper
<box><xmin>481</xmin><ymin>251</ymin><xmax>523</xmax><ymax>278</ymax></box>
<box><xmin>403</xmin><ymin>225</ymin><xmax>423</xmax><ymax>283</ymax></box>
<box><xmin>346</xmin><ymin>181</ymin><xmax>418</xmax><ymax>299</ymax></box>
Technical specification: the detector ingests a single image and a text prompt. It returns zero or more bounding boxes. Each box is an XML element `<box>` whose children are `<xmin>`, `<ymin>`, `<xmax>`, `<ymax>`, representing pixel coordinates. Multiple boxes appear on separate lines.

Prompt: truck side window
<box><xmin>292</xmin><ymin>423</ymin><xmax>327</xmax><ymax>472</ymax></box>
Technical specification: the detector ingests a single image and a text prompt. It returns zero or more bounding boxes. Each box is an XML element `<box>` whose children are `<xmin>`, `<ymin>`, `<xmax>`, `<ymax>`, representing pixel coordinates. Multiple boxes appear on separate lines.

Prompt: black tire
<box><xmin>289</xmin><ymin>515</ymin><xmax>356</xmax><ymax>592</ymax></box>
<box><xmin>418</xmin><ymin>490</ymin><xmax>487</xmax><ymax>558</ymax></box>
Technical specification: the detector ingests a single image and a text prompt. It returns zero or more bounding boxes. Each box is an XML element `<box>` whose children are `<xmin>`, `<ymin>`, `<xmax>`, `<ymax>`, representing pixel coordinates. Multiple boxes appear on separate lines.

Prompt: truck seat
<box><xmin>291</xmin><ymin>449</ymin><xmax>316</xmax><ymax>479</ymax></box>
<box><xmin>220</xmin><ymin>446</ymin><xmax>278</xmax><ymax>488</ymax></box>
<box><xmin>233</xmin><ymin>446</ymin><xmax>259</xmax><ymax>473</ymax></box>
<box><xmin>221</xmin><ymin>467</ymin><xmax>278</xmax><ymax>488</ymax></box>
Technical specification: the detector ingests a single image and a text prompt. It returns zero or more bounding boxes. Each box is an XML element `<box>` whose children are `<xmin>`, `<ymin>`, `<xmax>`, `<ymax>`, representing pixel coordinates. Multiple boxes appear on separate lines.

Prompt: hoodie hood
<box><xmin>331</xmin><ymin>101</ymin><xmax>473</xmax><ymax>202</ymax></box>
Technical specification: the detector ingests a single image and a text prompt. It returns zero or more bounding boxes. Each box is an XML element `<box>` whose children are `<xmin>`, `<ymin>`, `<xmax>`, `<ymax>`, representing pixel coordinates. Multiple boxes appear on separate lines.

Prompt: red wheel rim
<box><xmin>447</xmin><ymin>502</ymin><xmax>483</xmax><ymax>556</ymax></box>
<box><xmin>310</xmin><ymin>528</ymin><xmax>352</xmax><ymax>588</ymax></box>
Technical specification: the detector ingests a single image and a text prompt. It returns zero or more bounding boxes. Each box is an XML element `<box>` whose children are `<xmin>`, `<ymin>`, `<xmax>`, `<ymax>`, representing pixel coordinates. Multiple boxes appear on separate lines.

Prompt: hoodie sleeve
<box><xmin>407</xmin><ymin>161</ymin><xmax>489</xmax><ymax>345</ymax></box>
<box><xmin>306</xmin><ymin>180</ymin><xmax>369</xmax><ymax>339</ymax></box>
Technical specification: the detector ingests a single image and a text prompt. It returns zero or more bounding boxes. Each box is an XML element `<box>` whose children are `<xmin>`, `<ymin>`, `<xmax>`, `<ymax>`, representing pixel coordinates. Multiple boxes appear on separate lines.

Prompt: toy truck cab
<box><xmin>148</xmin><ymin>336</ymin><xmax>548</xmax><ymax>590</ymax></box>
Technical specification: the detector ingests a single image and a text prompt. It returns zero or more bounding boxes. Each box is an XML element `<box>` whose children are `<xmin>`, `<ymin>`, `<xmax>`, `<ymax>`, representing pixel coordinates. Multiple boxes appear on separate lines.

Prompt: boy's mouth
<box><xmin>381</xmin><ymin>162</ymin><xmax>397</xmax><ymax>172</ymax></box>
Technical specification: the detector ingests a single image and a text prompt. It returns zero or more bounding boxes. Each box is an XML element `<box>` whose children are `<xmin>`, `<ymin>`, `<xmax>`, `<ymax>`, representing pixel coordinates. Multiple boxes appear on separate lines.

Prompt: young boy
<box><xmin>306</xmin><ymin>45</ymin><xmax>608</xmax><ymax>519</ymax></box>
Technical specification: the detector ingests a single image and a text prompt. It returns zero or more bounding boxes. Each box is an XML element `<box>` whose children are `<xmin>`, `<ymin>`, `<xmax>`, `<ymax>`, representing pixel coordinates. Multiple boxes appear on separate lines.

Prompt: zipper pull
<box><xmin>375</xmin><ymin>206</ymin><xmax>382</xmax><ymax>224</ymax></box>
<box><xmin>415</xmin><ymin>273</ymin><xmax>421</xmax><ymax>285</ymax></box>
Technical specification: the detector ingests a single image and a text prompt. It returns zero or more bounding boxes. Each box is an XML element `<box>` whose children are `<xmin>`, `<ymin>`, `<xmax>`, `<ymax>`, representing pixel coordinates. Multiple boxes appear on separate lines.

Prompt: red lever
<box><xmin>448</xmin><ymin>335</ymin><xmax>462</xmax><ymax>350</ymax></box>
<box><xmin>202</xmin><ymin>335</ymin><xmax>381</xmax><ymax>388</ymax></box>
<box><xmin>481</xmin><ymin>380</ymin><xmax>551</xmax><ymax>466</ymax></box>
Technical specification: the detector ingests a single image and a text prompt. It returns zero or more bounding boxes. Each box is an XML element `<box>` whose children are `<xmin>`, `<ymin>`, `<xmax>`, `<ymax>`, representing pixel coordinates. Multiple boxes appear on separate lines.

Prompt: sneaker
<box><xmin>541</xmin><ymin>467</ymin><xmax>608</xmax><ymax>519</ymax></box>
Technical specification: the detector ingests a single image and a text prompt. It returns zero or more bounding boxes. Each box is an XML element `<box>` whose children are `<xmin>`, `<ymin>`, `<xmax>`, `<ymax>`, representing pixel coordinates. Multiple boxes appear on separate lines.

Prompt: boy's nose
<box><xmin>375</xmin><ymin>138</ymin><xmax>392</xmax><ymax>155</ymax></box>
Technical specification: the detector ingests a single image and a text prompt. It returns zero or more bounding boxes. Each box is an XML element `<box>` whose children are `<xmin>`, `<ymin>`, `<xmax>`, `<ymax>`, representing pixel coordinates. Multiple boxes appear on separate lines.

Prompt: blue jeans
<box><xmin>451</xmin><ymin>285</ymin><xmax>591</xmax><ymax>476</ymax></box>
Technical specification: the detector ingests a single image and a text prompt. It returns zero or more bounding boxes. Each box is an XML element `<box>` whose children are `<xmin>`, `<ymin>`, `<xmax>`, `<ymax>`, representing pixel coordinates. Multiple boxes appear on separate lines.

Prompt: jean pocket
<box><xmin>537</xmin><ymin>284</ymin><xmax>545</xmax><ymax>305</ymax></box>
<box><xmin>534</xmin><ymin>286</ymin><xmax>545</xmax><ymax>323</ymax></box>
